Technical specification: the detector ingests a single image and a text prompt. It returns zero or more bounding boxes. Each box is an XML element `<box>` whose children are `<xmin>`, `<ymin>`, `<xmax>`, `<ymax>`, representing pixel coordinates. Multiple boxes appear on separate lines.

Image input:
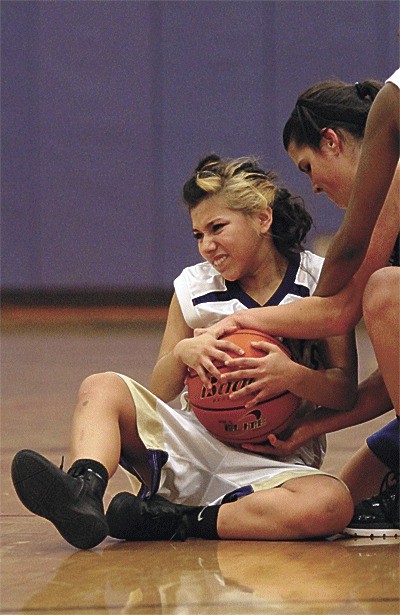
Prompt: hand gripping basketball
<box><xmin>186</xmin><ymin>329</ymin><xmax>300</xmax><ymax>445</ymax></box>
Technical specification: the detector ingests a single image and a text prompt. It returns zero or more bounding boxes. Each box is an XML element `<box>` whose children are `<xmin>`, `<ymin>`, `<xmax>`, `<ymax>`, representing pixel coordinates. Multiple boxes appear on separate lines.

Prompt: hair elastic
<box><xmin>355</xmin><ymin>82</ymin><xmax>364</xmax><ymax>98</ymax></box>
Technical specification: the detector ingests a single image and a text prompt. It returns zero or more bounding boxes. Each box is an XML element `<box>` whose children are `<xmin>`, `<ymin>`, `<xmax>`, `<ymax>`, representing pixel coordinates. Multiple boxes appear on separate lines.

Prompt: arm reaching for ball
<box><xmin>242</xmin><ymin>369</ymin><xmax>393</xmax><ymax>456</ymax></box>
<box><xmin>222</xmin><ymin>333</ymin><xmax>357</xmax><ymax>413</ymax></box>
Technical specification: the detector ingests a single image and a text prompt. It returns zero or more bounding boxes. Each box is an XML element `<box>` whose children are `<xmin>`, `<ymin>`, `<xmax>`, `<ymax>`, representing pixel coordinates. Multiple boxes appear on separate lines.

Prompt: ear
<box><xmin>257</xmin><ymin>208</ymin><xmax>273</xmax><ymax>235</ymax></box>
<box><xmin>320</xmin><ymin>128</ymin><xmax>342</xmax><ymax>154</ymax></box>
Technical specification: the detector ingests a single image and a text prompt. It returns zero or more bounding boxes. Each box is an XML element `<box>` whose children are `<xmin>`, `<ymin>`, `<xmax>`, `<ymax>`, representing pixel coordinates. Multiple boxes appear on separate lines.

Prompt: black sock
<box><xmin>68</xmin><ymin>458</ymin><xmax>109</xmax><ymax>494</ymax></box>
<box><xmin>185</xmin><ymin>505</ymin><xmax>220</xmax><ymax>539</ymax></box>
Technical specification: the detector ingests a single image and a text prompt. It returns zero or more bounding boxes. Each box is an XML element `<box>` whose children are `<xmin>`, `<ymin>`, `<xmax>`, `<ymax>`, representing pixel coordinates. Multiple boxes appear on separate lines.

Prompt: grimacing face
<box><xmin>190</xmin><ymin>196</ymin><xmax>272</xmax><ymax>282</ymax></box>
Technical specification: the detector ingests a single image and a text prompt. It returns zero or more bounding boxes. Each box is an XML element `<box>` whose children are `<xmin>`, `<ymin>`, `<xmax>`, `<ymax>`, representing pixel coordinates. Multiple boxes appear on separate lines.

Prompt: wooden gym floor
<box><xmin>1</xmin><ymin>307</ymin><xmax>399</xmax><ymax>615</ymax></box>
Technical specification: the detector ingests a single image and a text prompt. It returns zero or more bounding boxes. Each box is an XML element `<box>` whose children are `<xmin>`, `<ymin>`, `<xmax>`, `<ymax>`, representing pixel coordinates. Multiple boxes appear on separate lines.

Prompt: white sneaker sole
<box><xmin>343</xmin><ymin>528</ymin><xmax>399</xmax><ymax>539</ymax></box>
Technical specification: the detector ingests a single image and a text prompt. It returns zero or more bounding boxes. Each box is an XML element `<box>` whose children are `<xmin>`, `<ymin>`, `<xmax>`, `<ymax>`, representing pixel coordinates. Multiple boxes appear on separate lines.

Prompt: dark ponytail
<box><xmin>271</xmin><ymin>187</ymin><xmax>313</xmax><ymax>258</ymax></box>
<box><xmin>283</xmin><ymin>79</ymin><xmax>382</xmax><ymax>150</ymax></box>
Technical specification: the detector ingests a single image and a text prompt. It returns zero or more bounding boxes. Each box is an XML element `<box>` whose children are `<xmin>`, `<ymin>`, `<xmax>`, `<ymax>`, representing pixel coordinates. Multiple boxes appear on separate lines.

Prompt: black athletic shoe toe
<box><xmin>12</xmin><ymin>449</ymin><xmax>108</xmax><ymax>549</ymax></box>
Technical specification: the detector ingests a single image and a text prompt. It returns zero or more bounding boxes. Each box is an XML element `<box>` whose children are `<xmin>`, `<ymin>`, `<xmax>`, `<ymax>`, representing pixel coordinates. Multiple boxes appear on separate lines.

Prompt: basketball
<box><xmin>186</xmin><ymin>329</ymin><xmax>300</xmax><ymax>445</ymax></box>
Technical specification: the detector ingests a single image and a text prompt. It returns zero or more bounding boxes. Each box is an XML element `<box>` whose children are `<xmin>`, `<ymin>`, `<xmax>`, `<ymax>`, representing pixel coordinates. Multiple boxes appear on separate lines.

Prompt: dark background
<box><xmin>2</xmin><ymin>0</ymin><xmax>398</xmax><ymax>302</ymax></box>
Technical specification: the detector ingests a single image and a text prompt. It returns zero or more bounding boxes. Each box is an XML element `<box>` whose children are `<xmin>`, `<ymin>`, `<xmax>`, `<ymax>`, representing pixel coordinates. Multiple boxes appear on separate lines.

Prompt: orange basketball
<box><xmin>186</xmin><ymin>329</ymin><xmax>300</xmax><ymax>445</ymax></box>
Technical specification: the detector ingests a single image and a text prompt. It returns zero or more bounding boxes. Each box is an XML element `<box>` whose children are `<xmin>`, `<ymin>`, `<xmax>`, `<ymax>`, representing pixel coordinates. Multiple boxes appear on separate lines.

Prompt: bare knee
<box><xmin>287</xmin><ymin>478</ymin><xmax>354</xmax><ymax>538</ymax></box>
<box><xmin>304</xmin><ymin>482</ymin><xmax>353</xmax><ymax>537</ymax></box>
<box><xmin>363</xmin><ymin>268</ymin><xmax>399</xmax><ymax>325</ymax></box>
<box><xmin>76</xmin><ymin>372</ymin><xmax>130</xmax><ymax>414</ymax></box>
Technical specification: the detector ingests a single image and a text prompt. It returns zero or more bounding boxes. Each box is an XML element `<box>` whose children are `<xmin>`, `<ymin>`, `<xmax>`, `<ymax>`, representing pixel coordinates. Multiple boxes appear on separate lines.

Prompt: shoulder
<box><xmin>174</xmin><ymin>261</ymin><xmax>225</xmax><ymax>298</ymax></box>
<box><xmin>386</xmin><ymin>68</ymin><xmax>400</xmax><ymax>89</ymax></box>
<box><xmin>173</xmin><ymin>262</ymin><xmax>228</xmax><ymax>329</ymax></box>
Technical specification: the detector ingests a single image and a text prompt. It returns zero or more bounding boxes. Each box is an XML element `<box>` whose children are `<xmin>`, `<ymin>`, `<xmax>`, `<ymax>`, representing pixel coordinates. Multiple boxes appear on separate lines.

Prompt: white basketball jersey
<box><xmin>174</xmin><ymin>251</ymin><xmax>324</xmax><ymax>329</ymax></box>
<box><xmin>386</xmin><ymin>68</ymin><xmax>400</xmax><ymax>89</ymax></box>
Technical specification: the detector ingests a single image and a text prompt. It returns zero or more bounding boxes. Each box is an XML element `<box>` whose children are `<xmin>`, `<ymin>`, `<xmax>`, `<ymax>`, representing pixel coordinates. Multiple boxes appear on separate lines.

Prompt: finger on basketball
<box><xmin>212</xmin><ymin>350</ymin><xmax>238</xmax><ymax>366</ymax></box>
<box><xmin>186</xmin><ymin>329</ymin><xmax>300</xmax><ymax>446</ymax></box>
<box><xmin>229</xmin><ymin>380</ymin><xmax>262</xmax><ymax>400</ymax></box>
<box><xmin>266</xmin><ymin>433</ymin><xmax>279</xmax><ymax>446</ymax></box>
<box><xmin>243</xmin><ymin>390</ymin><xmax>269</xmax><ymax>406</ymax></box>
<box><xmin>223</xmin><ymin>367</ymin><xmax>258</xmax><ymax>384</ymax></box>
<box><xmin>203</xmin><ymin>360</ymin><xmax>221</xmax><ymax>380</ymax></box>
<box><xmin>215</xmin><ymin>324</ymin><xmax>238</xmax><ymax>339</ymax></box>
<box><xmin>243</xmin><ymin>440</ymin><xmax>290</xmax><ymax>456</ymax></box>
<box><xmin>228</xmin><ymin>384</ymin><xmax>256</xmax><ymax>400</ymax></box>
<box><xmin>246</xmin><ymin>390</ymin><xmax>276</xmax><ymax>408</ymax></box>
<box><xmin>217</xmin><ymin>340</ymin><xmax>245</xmax><ymax>355</ymax></box>
<box><xmin>223</xmin><ymin>357</ymin><xmax>258</xmax><ymax>369</ymax></box>
<box><xmin>195</xmin><ymin>367</ymin><xmax>212</xmax><ymax>389</ymax></box>
<box><xmin>251</xmin><ymin>340</ymin><xmax>278</xmax><ymax>353</ymax></box>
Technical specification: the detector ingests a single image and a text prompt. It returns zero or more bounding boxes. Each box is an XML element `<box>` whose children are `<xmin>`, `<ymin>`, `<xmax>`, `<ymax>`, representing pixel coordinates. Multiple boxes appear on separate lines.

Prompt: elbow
<box><xmin>150</xmin><ymin>377</ymin><xmax>184</xmax><ymax>404</ymax></box>
<box><xmin>335</xmin><ymin>219</ymin><xmax>371</xmax><ymax>267</ymax></box>
<box><xmin>341</xmin><ymin>242</ymin><xmax>369</xmax><ymax>267</ymax></box>
<box><xmin>150</xmin><ymin>388</ymin><xmax>176</xmax><ymax>404</ymax></box>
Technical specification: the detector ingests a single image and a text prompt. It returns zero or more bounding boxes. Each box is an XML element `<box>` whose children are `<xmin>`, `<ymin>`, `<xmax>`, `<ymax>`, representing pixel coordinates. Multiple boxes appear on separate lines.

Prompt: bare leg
<box><xmin>11</xmin><ymin>371</ymin><xmax>152</xmax><ymax>549</ymax></box>
<box><xmin>340</xmin><ymin>443</ymin><xmax>389</xmax><ymax>504</ymax></box>
<box><xmin>69</xmin><ymin>372</ymin><xmax>152</xmax><ymax>486</ymax></box>
<box><xmin>363</xmin><ymin>267</ymin><xmax>400</xmax><ymax>412</ymax></box>
<box><xmin>216</xmin><ymin>475</ymin><xmax>353</xmax><ymax>540</ymax></box>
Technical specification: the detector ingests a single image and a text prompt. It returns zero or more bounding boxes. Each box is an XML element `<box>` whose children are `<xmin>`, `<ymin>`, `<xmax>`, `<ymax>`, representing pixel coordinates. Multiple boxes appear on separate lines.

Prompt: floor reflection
<box><xmin>19</xmin><ymin>537</ymin><xmax>399</xmax><ymax>614</ymax></box>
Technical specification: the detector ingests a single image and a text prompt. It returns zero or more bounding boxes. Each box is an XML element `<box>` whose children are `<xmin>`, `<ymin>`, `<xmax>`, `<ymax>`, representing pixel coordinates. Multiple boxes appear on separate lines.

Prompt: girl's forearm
<box><xmin>287</xmin><ymin>362</ymin><xmax>357</xmax><ymax>412</ymax></box>
<box><xmin>150</xmin><ymin>351</ymin><xmax>187</xmax><ymax>403</ymax></box>
<box><xmin>301</xmin><ymin>370</ymin><xmax>393</xmax><ymax>438</ymax></box>
<box><xmin>231</xmin><ymin>291</ymin><xmax>358</xmax><ymax>339</ymax></box>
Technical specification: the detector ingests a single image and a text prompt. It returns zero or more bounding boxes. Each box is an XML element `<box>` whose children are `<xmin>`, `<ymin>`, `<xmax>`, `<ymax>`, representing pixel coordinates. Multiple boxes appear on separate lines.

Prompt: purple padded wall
<box><xmin>2</xmin><ymin>1</ymin><xmax>398</xmax><ymax>292</ymax></box>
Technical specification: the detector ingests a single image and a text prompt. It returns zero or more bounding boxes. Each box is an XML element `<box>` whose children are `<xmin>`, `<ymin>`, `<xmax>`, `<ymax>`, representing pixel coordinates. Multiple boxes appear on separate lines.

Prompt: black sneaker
<box><xmin>343</xmin><ymin>471</ymin><xmax>399</xmax><ymax>538</ymax></box>
<box><xmin>11</xmin><ymin>449</ymin><xmax>109</xmax><ymax>549</ymax></box>
<box><xmin>106</xmin><ymin>492</ymin><xmax>192</xmax><ymax>541</ymax></box>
